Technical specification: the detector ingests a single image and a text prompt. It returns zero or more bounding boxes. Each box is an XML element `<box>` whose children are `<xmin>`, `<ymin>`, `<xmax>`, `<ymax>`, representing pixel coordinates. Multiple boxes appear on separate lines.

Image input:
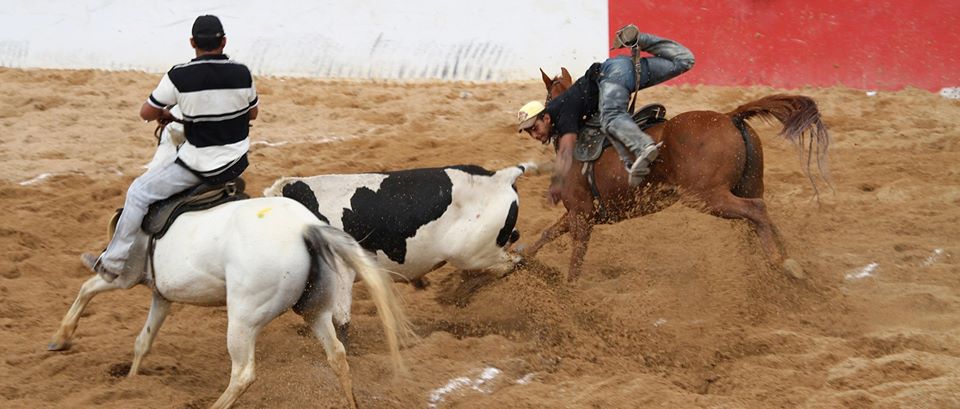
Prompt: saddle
<box><xmin>573</xmin><ymin>103</ymin><xmax>667</xmax><ymax>162</ymax></box>
<box><xmin>571</xmin><ymin>104</ymin><xmax>666</xmax><ymax>223</ymax></box>
<box><xmin>110</xmin><ymin>178</ymin><xmax>249</xmax><ymax>289</ymax></box>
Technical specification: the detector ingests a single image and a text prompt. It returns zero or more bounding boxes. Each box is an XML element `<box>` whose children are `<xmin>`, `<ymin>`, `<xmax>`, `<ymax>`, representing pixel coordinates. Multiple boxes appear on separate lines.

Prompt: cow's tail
<box><xmin>262</xmin><ymin>177</ymin><xmax>298</xmax><ymax>197</ymax></box>
<box><xmin>495</xmin><ymin>162</ymin><xmax>539</xmax><ymax>184</ymax></box>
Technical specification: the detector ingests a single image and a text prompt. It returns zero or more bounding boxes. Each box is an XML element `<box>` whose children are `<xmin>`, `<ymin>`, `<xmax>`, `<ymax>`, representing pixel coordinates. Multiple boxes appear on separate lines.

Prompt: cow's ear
<box><xmin>540</xmin><ymin>68</ymin><xmax>552</xmax><ymax>90</ymax></box>
<box><xmin>560</xmin><ymin>67</ymin><xmax>572</xmax><ymax>86</ymax></box>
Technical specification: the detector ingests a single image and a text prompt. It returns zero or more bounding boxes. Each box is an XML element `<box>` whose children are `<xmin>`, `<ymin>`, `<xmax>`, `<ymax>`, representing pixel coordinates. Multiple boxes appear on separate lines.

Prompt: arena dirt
<box><xmin>1</xmin><ymin>67</ymin><xmax>958</xmax><ymax>408</ymax></box>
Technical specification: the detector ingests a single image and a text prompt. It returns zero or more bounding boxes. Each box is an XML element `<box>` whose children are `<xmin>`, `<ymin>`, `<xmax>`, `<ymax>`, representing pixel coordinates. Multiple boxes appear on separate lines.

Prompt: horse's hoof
<box><xmin>783</xmin><ymin>259</ymin><xmax>805</xmax><ymax>280</ymax></box>
<box><xmin>48</xmin><ymin>340</ymin><xmax>70</xmax><ymax>351</ymax></box>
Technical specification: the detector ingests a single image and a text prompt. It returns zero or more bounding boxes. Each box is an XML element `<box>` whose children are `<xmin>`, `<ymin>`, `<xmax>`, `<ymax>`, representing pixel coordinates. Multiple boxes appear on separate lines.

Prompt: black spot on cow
<box><xmin>448</xmin><ymin>164</ymin><xmax>494</xmax><ymax>176</ymax></box>
<box><xmin>341</xmin><ymin>168</ymin><xmax>454</xmax><ymax>264</ymax></box>
<box><xmin>281</xmin><ymin>181</ymin><xmax>330</xmax><ymax>224</ymax></box>
<box><xmin>496</xmin><ymin>200</ymin><xmax>519</xmax><ymax>247</ymax></box>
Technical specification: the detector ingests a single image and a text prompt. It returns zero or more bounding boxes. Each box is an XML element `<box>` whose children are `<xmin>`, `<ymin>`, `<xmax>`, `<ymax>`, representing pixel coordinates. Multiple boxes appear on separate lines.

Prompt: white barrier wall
<box><xmin>0</xmin><ymin>0</ymin><xmax>607</xmax><ymax>81</ymax></box>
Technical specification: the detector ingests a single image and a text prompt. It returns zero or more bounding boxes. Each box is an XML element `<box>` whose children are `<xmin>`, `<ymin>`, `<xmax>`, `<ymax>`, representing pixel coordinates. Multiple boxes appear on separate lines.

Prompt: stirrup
<box><xmin>637</xmin><ymin>142</ymin><xmax>662</xmax><ymax>163</ymax></box>
<box><xmin>80</xmin><ymin>252</ymin><xmax>119</xmax><ymax>282</ymax></box>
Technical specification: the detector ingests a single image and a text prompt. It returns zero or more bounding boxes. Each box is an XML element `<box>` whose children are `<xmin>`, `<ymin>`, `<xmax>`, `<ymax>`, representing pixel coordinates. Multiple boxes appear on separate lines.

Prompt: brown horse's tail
<box><xmin>726</xmin><ymin>94</ymin><xmax>832</xmax><ymax>199</ymax></box>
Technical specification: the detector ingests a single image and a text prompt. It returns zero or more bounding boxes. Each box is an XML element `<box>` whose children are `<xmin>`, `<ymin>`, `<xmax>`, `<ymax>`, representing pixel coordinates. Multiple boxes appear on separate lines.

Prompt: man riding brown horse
<box><xmin>515</xmin><ymin>28</ymin><xmax>830</xmax><ymax>282</ymax></box>
<box><xmin>517</xmin><ymin>24</ymin><xmax>694</xmax><ymax>198</ymax></box>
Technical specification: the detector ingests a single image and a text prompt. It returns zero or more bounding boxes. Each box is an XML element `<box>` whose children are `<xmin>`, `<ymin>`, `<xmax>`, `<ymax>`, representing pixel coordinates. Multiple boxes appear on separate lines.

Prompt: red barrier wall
<box><xmin>609</xmin><ymin>0</ymin><xmax>960</xmax><ymax>90</ymax></box>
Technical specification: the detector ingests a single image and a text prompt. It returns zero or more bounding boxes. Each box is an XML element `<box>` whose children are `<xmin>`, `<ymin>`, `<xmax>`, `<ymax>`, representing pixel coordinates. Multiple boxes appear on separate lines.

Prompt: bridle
<box><xmin>545</xmin><ymin>76</ymin><xmax>569</xmax><ymax>104</ymax></box>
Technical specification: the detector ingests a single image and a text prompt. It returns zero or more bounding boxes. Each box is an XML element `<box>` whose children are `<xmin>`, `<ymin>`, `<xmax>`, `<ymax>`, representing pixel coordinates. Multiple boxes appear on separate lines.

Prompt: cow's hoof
<box><xmin>514</xmin><ymin>255</ymin><xmax>528</xmax><ymax>268</ymax></box>
<box><xmin>411</xmin><ymin>278</ymin><xmax>430</xmax><ymax>290</ymax></box>
<box><xmin>783</xmin><ymin>259</ymin><xmax>805</xmax><ymax>280</ymax></box>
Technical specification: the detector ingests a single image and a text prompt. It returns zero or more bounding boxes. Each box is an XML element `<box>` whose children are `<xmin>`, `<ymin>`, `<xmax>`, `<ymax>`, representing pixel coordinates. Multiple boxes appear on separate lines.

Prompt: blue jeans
<box><xmin>100</xmin><ymin>154</ymin><xmax>200</xmax><ymax>272</ymax></box>
<box><xmin>597</xmin><ymin>35</ymin><xmax>695</xmax><ymax>165</ymax></box>
<box><xmin>598</xmin><ymin>56</ymin><xmax>650</xmax><ymax>160</ymax></box>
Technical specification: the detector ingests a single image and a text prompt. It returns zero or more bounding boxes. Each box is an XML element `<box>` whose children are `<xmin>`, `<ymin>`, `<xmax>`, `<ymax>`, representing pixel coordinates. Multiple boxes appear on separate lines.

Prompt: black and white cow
<box><xmin>263</xmin><ymin>164</ymin><xmax>534</xmax><ymax>284</ymax></box>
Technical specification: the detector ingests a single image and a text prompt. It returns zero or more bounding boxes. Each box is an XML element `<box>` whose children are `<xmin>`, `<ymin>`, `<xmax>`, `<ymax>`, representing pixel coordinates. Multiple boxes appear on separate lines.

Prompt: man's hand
<box><xmin>548</xmin><ymin>132</ymin><xmax>577</xmax><ymax>206</ymax></box>
<box><xmin>548</xmin><ymin>175</ymin><xmax>563</xmax><ymax>205</ymax></box>
<box><xmin>157</xmin><ymin>108</ymin><xmax>175</xmax><ymax>126</ymax></box>
<box><xmin>140</xmin><ymin>101</ymin><xmax>167</xmax><ymax>122</ymax></box>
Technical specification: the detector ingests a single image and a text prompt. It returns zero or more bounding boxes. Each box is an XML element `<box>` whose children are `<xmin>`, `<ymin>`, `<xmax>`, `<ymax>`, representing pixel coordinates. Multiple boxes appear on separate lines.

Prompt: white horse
<box><xmin>49</xmin><ymin>119</ymin><xmax>411</xmax><ymax>409</ymax></box>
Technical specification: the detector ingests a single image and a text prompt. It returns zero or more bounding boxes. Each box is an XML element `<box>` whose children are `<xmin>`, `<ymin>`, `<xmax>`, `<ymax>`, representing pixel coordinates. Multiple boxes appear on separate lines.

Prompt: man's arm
<box><xmin>139</xmin><ymin>101</ymin><xmax>164</xmax><ymax>121</ymax></box>
<box><xmin>549</xmin><ymin>132</ymin><xmax>577</xmax><ymax>204</ymax></box>
<box><xmin>248</xmin><ymin>106</ymin><xmax>258</xmax><ymax>120</ymax></box>
<box><xmin>139</xmin><ymin>102</ymin><xmax>176</xmax><ymax>123</ymax></box>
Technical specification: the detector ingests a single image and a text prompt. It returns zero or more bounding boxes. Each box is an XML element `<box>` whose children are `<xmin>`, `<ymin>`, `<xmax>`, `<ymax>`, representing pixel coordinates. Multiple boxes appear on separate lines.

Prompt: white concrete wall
<box><xmin>0</xmin><ymin>0</ymin><xmax>607</xmax><ymax>81</ymax></box>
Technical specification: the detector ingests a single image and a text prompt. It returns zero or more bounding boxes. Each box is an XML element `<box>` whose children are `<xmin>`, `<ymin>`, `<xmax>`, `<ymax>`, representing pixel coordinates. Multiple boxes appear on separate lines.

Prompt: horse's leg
<box><xmin>700</xmin><ymin>192</ymin><xmax>802</xmax><ymax>279</ymax></box>
<box><xmin>567</xmin><ymin>212</ymin><xmax>594</xmax><ymax>282</ymax></box>
<box><xmin>210</xmin><ymin>317</ymin><xmax>261</xmax><ymax>409</ymax></box>
<box><xmin>129</xmin><ymin>292</ymin><xmax>171</xmax><ymax>376</ymax></box>
<box><xmin>48</xmin><ymin>274</ymin><xmax>125</xmax><ymax>351</ymax></box>
<box><xmin>522</xmin><ymin>212</ymin><xmax>570</xmax><ymax>257</ymax></box>
<box><xmin>309</xmin><ymin>311</ymin><xmax>357</xmax><ymax>409</ymax></box>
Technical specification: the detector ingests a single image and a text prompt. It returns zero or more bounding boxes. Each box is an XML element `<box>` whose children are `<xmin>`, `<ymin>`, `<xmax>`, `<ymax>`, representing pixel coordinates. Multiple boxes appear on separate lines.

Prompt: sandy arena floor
<box><xmin>0</xmin><ymin>67</ymin><xmax>958</xmax><ymax>408</ymax></box>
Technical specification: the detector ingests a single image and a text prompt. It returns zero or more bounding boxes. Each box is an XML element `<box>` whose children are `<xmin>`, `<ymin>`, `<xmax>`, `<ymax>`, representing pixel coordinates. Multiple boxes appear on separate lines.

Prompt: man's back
<box><xmin>149</xmin><ymin>54</ymin><xmax>258</xmax><ymax>175</ymax></box>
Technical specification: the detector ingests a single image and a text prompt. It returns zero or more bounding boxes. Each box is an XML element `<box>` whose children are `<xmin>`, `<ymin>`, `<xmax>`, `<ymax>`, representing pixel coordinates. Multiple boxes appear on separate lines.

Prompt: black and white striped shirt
<box><xmin>147</xmin><ymin>54</ymin><xmax>258</xmax><ymax>175</ymax></box>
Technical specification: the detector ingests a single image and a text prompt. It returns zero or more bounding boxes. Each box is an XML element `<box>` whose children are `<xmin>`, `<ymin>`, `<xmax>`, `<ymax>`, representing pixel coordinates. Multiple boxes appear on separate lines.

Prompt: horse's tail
<box><xmin>726</xmin><ymin>94</ymin><xmax>832</xmax><ymax>198</ymax></box>
<box><xmin>301</xmin><ymin>224</ymin><xmax>415</xmax><ymax>373</ymax></box>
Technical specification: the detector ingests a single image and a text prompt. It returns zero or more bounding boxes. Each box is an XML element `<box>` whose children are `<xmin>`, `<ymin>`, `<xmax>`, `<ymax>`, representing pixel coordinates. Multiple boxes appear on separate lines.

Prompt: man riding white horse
<box><xmin>517</xmin><ymin>24</ymin><xmax>694</xmax><ymax>202</ymax></box>
<box><xmin>82</xmin><ymin>15</ymin><xmax>259</xmax><ymax>282</ymax></box>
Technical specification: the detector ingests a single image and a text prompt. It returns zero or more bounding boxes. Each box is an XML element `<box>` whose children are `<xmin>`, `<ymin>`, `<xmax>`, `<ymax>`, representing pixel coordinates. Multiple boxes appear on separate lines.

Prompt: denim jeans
<box><xmin>100</xmin><ymin>154</ymin><xmax>200</xmax><ymax>272</ymax></box>
<box><xmin>635</xmin><ymin>33</ymin><xmax>696</xmax><ymax>89</ymax></box>
<box><xmin>598</xmin><ymin>56</ymin><xmax>651</xmax><ymax>159</ymax></box>
<box><xmin>597</xmin><ymin>34</ymin><xmax>696</xmax><ymax>166</ymax></box>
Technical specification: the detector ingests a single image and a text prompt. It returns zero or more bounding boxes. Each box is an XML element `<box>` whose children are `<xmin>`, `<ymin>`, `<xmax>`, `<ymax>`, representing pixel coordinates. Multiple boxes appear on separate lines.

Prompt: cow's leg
<box><xmin>310</xmin><ymin>311</ymin><xmax>357</xmax><ymax>409</ymax></box>
<box><xmin>700</xmin><ymin>192</ymin><xmax>801</xmax><ymax>279</ymax></box>
<box><xmin>129</xmin><ymin>293</ymin><xmax>171</xmax><ymax>376</ymax></box>
<box><xmin>567</xmin><ymin>213</ymin><xmax>595</xmax><ymax>282</ymax></box>
<box><xmin>484</xmin><ymin>251</ymin><xmax>524</xmax><ymax>278</ymax></box>
<box><xmin>49</xmin><ymin>274</ymin><xmax>125</xmax><ymax>351</ymax></box>
<box><xmin>523</xmin><ymin>212</ymin><xmax>570</xmax><ymax>257</ymax></box>
<box><xmin>450</xmin><ymin>243</ymin><xmax>524</xmax><ymax>279</ymax></box>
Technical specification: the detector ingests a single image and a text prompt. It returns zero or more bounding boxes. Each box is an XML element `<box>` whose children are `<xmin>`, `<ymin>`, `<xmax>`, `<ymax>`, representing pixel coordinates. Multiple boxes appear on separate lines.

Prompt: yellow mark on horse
<box><xmin>257</xmin><ymin>208</ymin><xmax>272</xmax><ymax>219</ymax></box>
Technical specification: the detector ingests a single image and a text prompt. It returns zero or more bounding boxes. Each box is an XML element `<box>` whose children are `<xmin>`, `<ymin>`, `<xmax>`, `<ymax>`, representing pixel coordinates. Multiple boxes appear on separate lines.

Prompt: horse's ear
<box><xmin>561</xmin><ymin>67</ymin><xmax>572</xmax><ymax>85</ymax></box>
<box><xmin>540</xmin><ymin>68</ymin><xmax>552</xmax><ymax>89</ymax></box>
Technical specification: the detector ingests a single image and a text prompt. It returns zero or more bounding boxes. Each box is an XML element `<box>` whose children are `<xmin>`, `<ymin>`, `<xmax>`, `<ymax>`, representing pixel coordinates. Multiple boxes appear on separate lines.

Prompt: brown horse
<box><xmin>524</xmin><ymin>68</ymin><xmax>830</xmax><ymax>281</ymax></box>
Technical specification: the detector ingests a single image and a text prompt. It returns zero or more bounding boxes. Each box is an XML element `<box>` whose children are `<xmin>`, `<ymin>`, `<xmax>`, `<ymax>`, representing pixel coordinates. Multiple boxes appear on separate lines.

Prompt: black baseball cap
<box><xmin>192</xmin><ymin>15</ymin><xmax>225</xmax><ymax>38</ymax></box>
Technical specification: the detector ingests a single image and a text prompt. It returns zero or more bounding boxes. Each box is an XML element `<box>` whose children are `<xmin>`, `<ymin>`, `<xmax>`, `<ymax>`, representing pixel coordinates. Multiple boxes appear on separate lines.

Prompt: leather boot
<box><xmin>81</xmin><ymin>252</ymin><xmax>118</xmax><ymax>282</ymax></box>
<box><xmin>628</xmin><ymin>142</ymin><xmax>661</xmax><ymax>186</ymax></box>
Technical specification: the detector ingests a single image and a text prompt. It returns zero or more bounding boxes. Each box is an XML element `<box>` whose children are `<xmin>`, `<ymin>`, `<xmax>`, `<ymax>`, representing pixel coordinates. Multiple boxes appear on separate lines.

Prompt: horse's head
<box><xmin>145</xmin><ymin>106</ymin><xmax>186</xmax><ymax>172</ymax></box>
<box><xmin>540</xmin><ymin>67</ymin><xmax>573</xmax><ymax>103</ymax></box>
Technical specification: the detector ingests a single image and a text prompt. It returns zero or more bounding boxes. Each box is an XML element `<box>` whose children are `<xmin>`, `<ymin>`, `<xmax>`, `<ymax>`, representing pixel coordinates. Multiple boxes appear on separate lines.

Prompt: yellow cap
<box><xmin>517</xmin><ymin>100</ymin><xmax>545</xmax><ymax>132</ymax></box>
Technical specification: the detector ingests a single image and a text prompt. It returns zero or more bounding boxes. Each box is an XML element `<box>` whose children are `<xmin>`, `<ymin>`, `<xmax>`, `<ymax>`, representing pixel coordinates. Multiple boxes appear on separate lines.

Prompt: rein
<box><xmin>544</xmin><ymin>76</ymin><xmax>611</xmax><ymax>222</ymax></box>
<box><xmin>153</xmin><ymin>118</ymin><xmax>183</xmax><ymax>145</ymax></box>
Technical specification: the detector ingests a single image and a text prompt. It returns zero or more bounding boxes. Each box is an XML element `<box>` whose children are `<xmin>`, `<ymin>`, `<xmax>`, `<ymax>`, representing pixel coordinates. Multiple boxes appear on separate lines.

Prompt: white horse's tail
<box><xmin>302</xmin><ymin>224</ymin><xmax>414</xmax><ymax>373</ymax></box>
